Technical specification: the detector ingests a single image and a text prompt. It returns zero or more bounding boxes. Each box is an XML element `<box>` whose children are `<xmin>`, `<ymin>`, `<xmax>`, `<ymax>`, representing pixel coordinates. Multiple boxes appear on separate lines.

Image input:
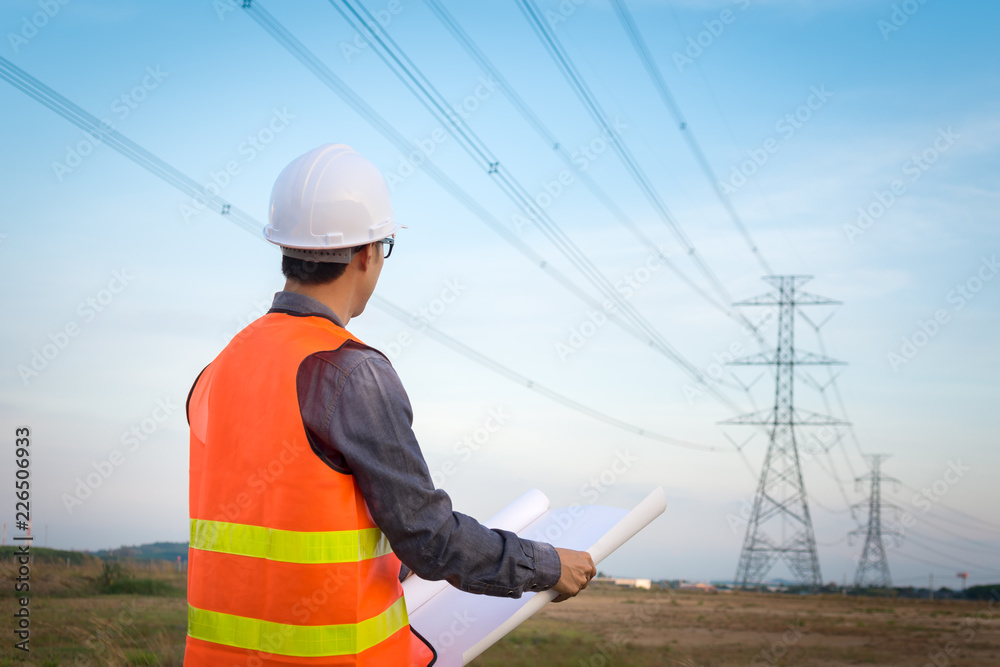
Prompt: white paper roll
<box><xmin>460</xmin><ymin>487</ymin><xmax>667</xmax><ymax>664</ymax></box>
<box><xmin>403</xmin><ymin>488</ymin><xmax>551</xmax><ymax>614</ymax></box>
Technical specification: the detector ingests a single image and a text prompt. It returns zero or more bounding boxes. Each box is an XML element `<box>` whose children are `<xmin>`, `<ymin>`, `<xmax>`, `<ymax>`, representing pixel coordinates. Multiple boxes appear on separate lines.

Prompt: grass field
<box><xmin>477</xmin><ymin>584</ymin><xmax>1000</xmax><ymax>666</ymax></box>
<box><xmin>3</xmin><ymin>553</ymin><xmax>998</xmax><ymax>665</ymax></box>
<box><xmin>1</xmin><ymin>550</ymin><xmax>187</xmax><ymax>666</ymax></box>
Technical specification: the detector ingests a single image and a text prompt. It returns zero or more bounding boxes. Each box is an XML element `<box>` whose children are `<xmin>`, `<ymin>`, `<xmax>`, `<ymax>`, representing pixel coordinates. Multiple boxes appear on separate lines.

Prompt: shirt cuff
<box><xmin>525</xmin><ymin>540</ymin><xmax>562</xmax><ymax>593</ymax></box>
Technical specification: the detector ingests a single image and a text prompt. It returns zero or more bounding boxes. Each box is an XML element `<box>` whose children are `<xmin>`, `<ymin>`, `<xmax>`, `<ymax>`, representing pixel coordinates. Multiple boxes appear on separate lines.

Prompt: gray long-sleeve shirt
<box><xmin>268</xmin><ymin>291</ymin><xmax>561</xmax><ymax>598</ymax></box>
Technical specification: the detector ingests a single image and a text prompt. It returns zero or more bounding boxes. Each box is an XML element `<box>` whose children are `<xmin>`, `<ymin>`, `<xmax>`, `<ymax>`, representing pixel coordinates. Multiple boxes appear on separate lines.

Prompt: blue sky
<box><xmin>1</xmin><ymin>0</ymin><xmax>998</xmax><ymax>587</ymax></box>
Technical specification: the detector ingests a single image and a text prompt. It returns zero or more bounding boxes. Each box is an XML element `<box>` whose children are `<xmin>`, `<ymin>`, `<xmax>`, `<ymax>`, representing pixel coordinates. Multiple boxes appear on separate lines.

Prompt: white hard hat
<box><xmin>264</xmin><ymin>144</ymin><xmax>400</xmax><ymax>263</ymax></box>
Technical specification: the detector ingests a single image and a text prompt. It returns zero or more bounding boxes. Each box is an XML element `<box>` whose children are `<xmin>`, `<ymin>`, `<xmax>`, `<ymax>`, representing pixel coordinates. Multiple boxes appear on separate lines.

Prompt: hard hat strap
<box><xmin>280</xmin><ymin>246</ymin><xmax>356</xmax><ymax>264</ymax></box>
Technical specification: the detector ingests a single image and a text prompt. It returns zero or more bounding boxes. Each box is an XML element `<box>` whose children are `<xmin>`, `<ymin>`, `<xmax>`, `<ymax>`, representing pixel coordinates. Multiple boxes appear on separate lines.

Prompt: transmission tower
<box><xmin>722</xmin><ymin>276</ymin><xmax>845</xmax><ymax>588</ymax></box>
<box><xmin>851</xmin><ymin>454</ymin><xmax>902</xmax><ymax>589</ymax></box>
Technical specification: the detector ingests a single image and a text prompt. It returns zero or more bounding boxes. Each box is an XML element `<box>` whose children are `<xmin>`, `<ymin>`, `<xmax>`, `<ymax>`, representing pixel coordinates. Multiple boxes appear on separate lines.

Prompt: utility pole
<box><xmin>723</xmin><ymin>276</ymin><xmax>845</xmax><ymax>589</ymax></box>
<box><xmin>851</xmin><ymin>454</ymin><xmax>901</xmax><ymax>589</ymax></box>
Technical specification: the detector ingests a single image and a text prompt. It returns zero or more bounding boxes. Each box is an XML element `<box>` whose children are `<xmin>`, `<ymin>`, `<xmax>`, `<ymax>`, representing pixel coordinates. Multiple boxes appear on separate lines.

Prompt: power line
<box><xmin>799</xmin><ymin>315</ymin><xmax>868</xmax><ymax>461</ymax></box>
<box><xmin>0</xmin><ymin>58</ymin><xmax>261</xmax><ymax>238</ymax></box>
<box><xmin>900</xmin><ymin>481</ymin><xmax>1000</xmax><ymax>531</ymax></box>
<box><xmin>515</xmin><ymin>1</ymin><xmax>863</xmax><ymax>531</ymax></box>
<box><xmin>807</xmin><ymin>318</ymin><xmax>1000</xmax><ymax>538</ymax></box>
<box><xmin>348</xmin><ymin>0</ymin><xmax>872</xmax><ymax>532</ymax></box>
<box><xmin>907</xmin><ymin>528</ymin><xmax>999</xmax><ymax>558</ymax></box>
<box><xmin>317</xmin><ymin>1</ymin><xmax>820</xmax><ymax>490</ymax></box>
<box><xmin>515</xmin><ymin>0</ymin><xmax>739</xmax><ymax>311</ymax></box>
<box><xmin>311</xmin><ymin>0</ymin><xmax>754</xmax><ymax>419</ymax></box>
<box><xmin>371</xmin><ymin>296</ymin><xmax>718</xmax><ymax>452</ymax></box>
<box><xmin>512</xmin><ymin>0</ymin><xmax>797</xmax><ymax>421</ymax></box>
<box><xmin>651</xmin><ymin>1</ymin><xmax>872</xmax><ymax>533</ymax></box>
<box><xmin>8</xmin><ymin>1</ymin><xmax>856</xmax><ymax>530</ymax></box>
<box><xmin>323</xmin><ymin>3</ymin><xmax>853</xmax><ymax>503</ymax></box>
<box><xmin>796</xmin><ymin>230</ymin><xmax>995</xmax><ymax>558</ymax></box>
<box><xmin>240</xmin><ymin>1</ymin><xmax>754</xmax><ymax>421</ymax></box>
<box><xmin>889</xmin><ymin>550</ymin><xmax>1000</xmax><ymax>580</ymax></box>
<box><xmin>808</xmin><ymin>447</ymin><xmax>859</xmax><ymax>514</ymax></box>
<box><xmin>422</xmin><ymin>0</ymin><xmax>780</xmax><ymax>411</ymax></box>
<box><xmin>809</xmin><ymin>495</ymin><xmax>851</xmax><ymax>515</ymax></box>
<box><xmin>917</xmin><ymin>509</ymin><xmax>1000</xmax><ymax>536</ymax></box>
<box><xmin>913</xmin><ymin>514</ymin><xmax>1000</xmax><ymax>549</ymax></box>
<box><xmin>0</xmin><ymin>55</ymin><xmax>719</xmax><ymax>453</ymax></box>
<box><xmin>893</xmin><ymin>551</ymin><xmax>1000</xmax><ymax>579</ymax></box>
<box><xmin>796</xmin><ymin>308</ymin><xmax>883</xmax><ymax>532</ymax></box>
<box><xmin>630</xmin><ymin>0</ymin><xmax>870</xmax><ymax>510</ymax></box>
<box><xmin>662</xmin><ymin>0</ymin><xmax>807</xmax><ymax>272</ymax></box>
<box><xmin>899</xmin><ymin>533</ymin><xmax>1000</xmax><ymax>573</ymax></box>
<box><xmin>607</xmin><ymin>0</ymin><xmax>771</xmax><ymax>275</ymax></box>
<box><xmin>796</xmin><ymin>309</ymin><xmax>867</xmax><ymax>482</ymax></box>
<box><xmin>891</xmin><ymin>550</ymin><xmax>964</xmax><ymax>572</ymax></box>
<box><xmin>799</xmin><ymin>301</ymin><xmax>992</xmax><ymax>552</ymax></box>
<box><xmin>628</xmin><ymin>1</ymin><xmax>987</xmax><ymax>568</ymax></box>
<box><xmin>420</xmin><ymin>0</ymin><xmax>732</xmax><ymax>316</ymax></box>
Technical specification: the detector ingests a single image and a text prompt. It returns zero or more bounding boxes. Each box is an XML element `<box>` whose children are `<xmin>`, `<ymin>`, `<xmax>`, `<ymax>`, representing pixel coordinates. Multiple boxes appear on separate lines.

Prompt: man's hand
<box><xmin>552</xmin><ymin>547</ymin><xmax>597</xmax><ymax>602</ymax></box>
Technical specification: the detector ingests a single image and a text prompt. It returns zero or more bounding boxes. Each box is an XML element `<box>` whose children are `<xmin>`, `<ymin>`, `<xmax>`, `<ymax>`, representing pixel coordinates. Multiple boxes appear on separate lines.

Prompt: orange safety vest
<box><xmin>185</xmin><ymin>311</ymin><xmax>436</xmax><ymax>666</ymax></box>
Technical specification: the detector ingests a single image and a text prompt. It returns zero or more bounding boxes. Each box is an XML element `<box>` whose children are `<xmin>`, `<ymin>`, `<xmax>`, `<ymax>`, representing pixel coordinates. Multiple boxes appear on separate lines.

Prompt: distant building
<box><xmin>593</xmin><ymin>577</ymin><xmax>652</xmax><ymax>589</ymax></box>
<box><xmin>678</xmin><ymin>580</ymin><xmax>718</xmax><ymax>592</ymax></box>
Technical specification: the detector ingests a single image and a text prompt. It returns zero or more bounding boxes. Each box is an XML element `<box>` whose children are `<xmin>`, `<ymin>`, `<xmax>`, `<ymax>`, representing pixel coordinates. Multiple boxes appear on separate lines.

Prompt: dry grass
<box><xmin>478</xmin><ymin>585</ymin><xmax>1000</xmax><ymax>666</ymax></box>
<box><xmin>1</xmin><ymin>557</ymin><xmax>186</xmax><ymax>666</ymax></box>
<box><xmin>3</xmin><ymin>558</ymin><xmax>998</xmax><ymax>666</ymax></box>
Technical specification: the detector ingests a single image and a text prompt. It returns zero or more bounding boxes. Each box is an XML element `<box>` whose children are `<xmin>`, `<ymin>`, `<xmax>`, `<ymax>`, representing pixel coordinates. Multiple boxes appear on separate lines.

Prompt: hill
<box><xmin>90</xmin><ymin>541</ymin><xmax>188</xmax><ymax>562</ymax></box>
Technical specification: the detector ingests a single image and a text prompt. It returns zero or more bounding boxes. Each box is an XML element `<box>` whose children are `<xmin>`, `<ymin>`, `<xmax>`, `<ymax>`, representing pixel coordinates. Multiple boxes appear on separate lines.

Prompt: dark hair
<box><xmin>281</xmin><ymin>245</ymin><xmax>366</xmax><ymax>285</ymax></box>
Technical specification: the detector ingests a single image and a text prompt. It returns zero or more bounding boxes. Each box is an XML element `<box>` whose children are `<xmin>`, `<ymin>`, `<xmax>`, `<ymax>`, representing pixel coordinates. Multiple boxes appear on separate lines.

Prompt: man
<box><xmin>185</xmin><ymin>144</ymin><xmax>596</xmax><ymax>666</ymax></box>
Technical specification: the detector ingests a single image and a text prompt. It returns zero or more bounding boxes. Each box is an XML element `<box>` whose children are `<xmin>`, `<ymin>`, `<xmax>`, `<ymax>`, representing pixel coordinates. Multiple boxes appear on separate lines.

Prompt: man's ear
<box><xmin>354</xmin><ymin>243</ymin><xmax>374</xmax><ymax>271</ymax></box>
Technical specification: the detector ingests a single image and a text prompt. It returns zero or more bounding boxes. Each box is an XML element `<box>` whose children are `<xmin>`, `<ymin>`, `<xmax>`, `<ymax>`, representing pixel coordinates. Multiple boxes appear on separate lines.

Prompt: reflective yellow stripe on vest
<box><xmin>188</xmin><ymin>596</ymin><xmax>409</xmax><ymax>657</ymax></box>
<box><xmin>190</xmin><ymin>518</ymin><xmax>393</xmax><ymax>564</ymax></box>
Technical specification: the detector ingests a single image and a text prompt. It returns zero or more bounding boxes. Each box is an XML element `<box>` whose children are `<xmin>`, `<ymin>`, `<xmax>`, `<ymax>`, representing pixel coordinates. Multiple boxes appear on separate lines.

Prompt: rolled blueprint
<box><xmin>402</xmin><ymin>488</ymin><xmax>551</xmax><ymax>614</ymax></box>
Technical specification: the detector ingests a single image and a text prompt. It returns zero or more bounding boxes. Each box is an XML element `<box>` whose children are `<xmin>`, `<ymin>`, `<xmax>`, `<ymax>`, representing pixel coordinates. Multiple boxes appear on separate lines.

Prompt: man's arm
<box><xmin>298</xmin><ymin>346</ymin><xmax>562</xmax><ymax>598</ymax></box>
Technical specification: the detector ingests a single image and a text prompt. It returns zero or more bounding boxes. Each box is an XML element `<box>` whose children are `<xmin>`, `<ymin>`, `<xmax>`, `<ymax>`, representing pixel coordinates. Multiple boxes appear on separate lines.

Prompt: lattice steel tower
<box><xmin>722</xmin><ymin>276</ymin><xmax>845</xmax><ymax>588</ymax></box>
<box><xmin>851</xmin><ymin>454</ymin><xmax>901</xmax><ymax>588</ymax></box>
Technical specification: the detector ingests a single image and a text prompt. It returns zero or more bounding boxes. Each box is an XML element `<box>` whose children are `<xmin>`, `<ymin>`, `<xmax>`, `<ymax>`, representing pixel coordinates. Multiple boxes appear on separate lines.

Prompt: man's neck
<box><xmin>282</xmin><ymin>279</ymin><xmax>355</xmax><ymax>327</ymax></box>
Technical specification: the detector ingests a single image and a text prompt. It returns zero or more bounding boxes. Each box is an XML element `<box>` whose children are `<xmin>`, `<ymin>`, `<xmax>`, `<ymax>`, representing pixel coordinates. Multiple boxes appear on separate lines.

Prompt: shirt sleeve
<box><xmin>297</xmin><ymin>347</ymin><xmax>562</xmax><ymax>598</ymax></box>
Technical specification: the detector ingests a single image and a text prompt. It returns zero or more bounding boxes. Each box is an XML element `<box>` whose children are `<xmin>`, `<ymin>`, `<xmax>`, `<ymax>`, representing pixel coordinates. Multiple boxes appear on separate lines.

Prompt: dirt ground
<box><xmin>478</xmin><ymin>585</ymin><xmax>1000</xmax><ymax>666</ymax></box>
<box><xmin>3</xmin><ymin>557</ymin><xmax>998</xmax><ymax>665</ymax></box>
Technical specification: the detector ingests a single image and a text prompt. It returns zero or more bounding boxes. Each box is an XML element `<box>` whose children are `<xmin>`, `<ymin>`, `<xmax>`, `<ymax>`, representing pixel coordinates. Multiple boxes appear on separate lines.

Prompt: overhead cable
<box><xmin>608</xmin><ymin>0</ymin><xmax>772</xmax><ymax>274</ymax></box>
<box><xmin>421</xmin><ymin>0</ymin><xmax>730</xmax><ymax>314</ymax></box>
<box><xmin>0</xmin><ymin>55</ymin><xmax>717</xmax><ymax>452</ymax></box>
<box><xmin>516</xmin><ymin>0</ymin><xmax>740</xmax><ymax>312</ymax></box>
<box><xmin>247</xmin><ymin>0</ymin><xmax>750</xmax><ymax>417</ymax></box>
